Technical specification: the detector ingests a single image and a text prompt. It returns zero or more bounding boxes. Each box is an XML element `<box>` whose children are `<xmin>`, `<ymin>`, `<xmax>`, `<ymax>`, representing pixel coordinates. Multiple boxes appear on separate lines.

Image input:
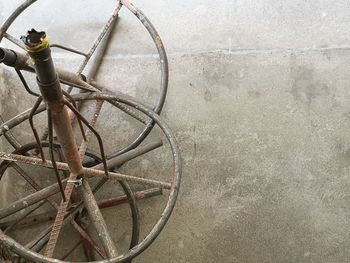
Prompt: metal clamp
<box><xmin>67</xmin><ymin>178</ymin><xmax>83</xmax><ymax>187</ymax></box>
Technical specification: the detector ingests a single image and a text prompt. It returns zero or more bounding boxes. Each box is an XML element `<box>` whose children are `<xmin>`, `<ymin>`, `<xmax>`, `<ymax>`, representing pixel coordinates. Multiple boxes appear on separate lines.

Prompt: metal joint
<box><xmin>36</xmin><ymin>76</ymin><xmax>64</xmax><ymax>104</ymax></box>
<box><xmin>67</xmin><ymin>178</ymin><xmax>83</xmax><ymax>187</ymax></box>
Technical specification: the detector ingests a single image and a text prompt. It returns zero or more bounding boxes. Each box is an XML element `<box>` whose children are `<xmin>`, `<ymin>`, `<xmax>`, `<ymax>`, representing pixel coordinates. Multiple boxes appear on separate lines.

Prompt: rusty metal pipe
<box><xmin>21</xmin><ymin>30</ymin><xmax>82</xmax><ymax>176</ymax></box>
<box><xmin>0</xmin><ymin>47</ymin><xmax>33</xmax><ymax>72</ymax></box>
<box><xmin>97</xmin><ymin>188</ymin><xmax>162</xmax><ymax>209</ymax></box>
<box><xmin>21</xmin><ymin>29</ymin><xmax>118</xmax><ymax>258</ymax></box>
<box><xmin>79</xmin><ymin>180</ymin><xmax>118</xmax><ymax>257</ymax></box>
<box><xmin>0</xmin><ymin>47</ymin><xmax>95</xmax><ymax>92</ymax></box>
<box><xmin>0</xmin><ymin>48</ymin><xmax>16</xmax><ymax>65</ymax></box>
<box><xmin>0</xmin><ymin>152</ymin><xmax>172</xmax><ymax>189</ymax></box>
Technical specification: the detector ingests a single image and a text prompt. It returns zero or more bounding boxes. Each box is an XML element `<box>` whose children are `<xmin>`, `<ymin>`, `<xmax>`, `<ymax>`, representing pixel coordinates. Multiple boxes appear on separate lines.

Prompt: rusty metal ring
<box><xmin>0</xmin><ymin>92</ymin><xmax>181</xmax><ymax>262</ymax></box>
<box><xmin>0</xmin><ymin>0</ymin><xmax>169</xmax><ymax>158</ymax></box>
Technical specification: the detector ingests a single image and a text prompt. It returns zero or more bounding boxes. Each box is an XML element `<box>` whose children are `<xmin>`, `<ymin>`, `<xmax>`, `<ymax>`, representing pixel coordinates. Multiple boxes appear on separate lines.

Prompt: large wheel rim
<box><xmin>0</xmin><ymin>0</ymin><xmax>169</xmax><ymax>158</ymax></box>
<box><xmin>0</xmin><ymin>92</ymin><xmax>181</xmax><ymax>263</ymax></box>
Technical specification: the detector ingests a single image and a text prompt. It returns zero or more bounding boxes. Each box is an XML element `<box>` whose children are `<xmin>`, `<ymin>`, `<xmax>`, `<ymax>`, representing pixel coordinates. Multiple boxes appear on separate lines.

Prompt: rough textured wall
<box><xmin>2</xmin><ymin>1</ymin><xmax>350</xmax><ymax>263</ymax></box>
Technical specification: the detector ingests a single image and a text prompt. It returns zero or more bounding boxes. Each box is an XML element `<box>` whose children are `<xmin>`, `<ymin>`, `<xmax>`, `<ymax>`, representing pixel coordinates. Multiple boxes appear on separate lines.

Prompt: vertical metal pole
<box><xmin>21</xmin><ymin>29</ymin><xmax>118</xmax><ymax>258</ymax></box>
<box><xmin>21</xmin><ymin>29</ymin><xmax>82</xmax><ymax>175</ymax></box>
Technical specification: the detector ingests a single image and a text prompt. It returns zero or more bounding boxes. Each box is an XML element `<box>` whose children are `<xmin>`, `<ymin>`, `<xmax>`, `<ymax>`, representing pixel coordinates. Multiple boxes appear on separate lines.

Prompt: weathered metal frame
<box><xmin>0</xmin><ymin>0</ymin><xmax>180</xmax><ymax>261</ymax></box>
<box><xmin>0</xmin><ymin>0</ymin><xmax>169</xmax><ymax>159</ymax></box>
<box><xmin>0</xmin><ymin>92</ymin><xmax>182</xmax><ymax>263</ymax></box>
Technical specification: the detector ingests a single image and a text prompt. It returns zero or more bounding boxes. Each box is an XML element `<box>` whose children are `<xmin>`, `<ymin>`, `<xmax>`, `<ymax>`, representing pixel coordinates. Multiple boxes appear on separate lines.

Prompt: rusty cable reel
<box><xmin>0</xmin><ymin>1</ymin><xmax>181</xmax><ymax>262</ymax></box>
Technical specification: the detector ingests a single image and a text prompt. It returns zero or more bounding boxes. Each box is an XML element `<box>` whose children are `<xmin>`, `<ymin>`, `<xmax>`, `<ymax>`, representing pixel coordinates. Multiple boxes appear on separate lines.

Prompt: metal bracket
<box><xmin>67</xmin><ymin>178</ymin><xmax>83</xmax><ymax>187</ymax></box>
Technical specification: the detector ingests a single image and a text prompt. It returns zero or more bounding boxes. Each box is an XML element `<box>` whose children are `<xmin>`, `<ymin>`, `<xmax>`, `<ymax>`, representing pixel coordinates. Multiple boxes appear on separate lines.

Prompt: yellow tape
<box><xmin>25</xmin><ymin>36</ymin><xmax>49</xmax><ymax>53</ymax></box>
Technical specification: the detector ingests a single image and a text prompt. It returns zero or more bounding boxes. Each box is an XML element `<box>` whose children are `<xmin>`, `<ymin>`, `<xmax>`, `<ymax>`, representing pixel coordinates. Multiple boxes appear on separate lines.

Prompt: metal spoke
<box><xmin>47</xmin><ymin>109</ymin><xmax>66</xmax><ymax>201</ymax></box>
<box><xmin>76</xmin><ymin>1</ymin><xmax>122</xmax><ymax>75</ymax></box>
<box><xmin>70</xmin><ymin>220</ymin><xmax>107</xmax><ymax>259</ymax></box>
<box><xmin>50</xmin><ymin>44</ymin><xmax>88</xmax><ymax>57</ymax></box>
<box><xmin>15</xmin><ymin>69</ymin><xmax>40</xmax><ymax>97</ymax></box>
<box><xmin>28</xmin><ymin>97</ymin><xmax>45</xmax><ymax>162</ymax></box>
<box><xmin>78</xmin><ymin>178</ymin><xmax>118</xmax><ymax>257</ymax></box>
<box><xmin>4</xmin><ymin>33</ymin><xmax>26</xmax><ymax>50</ymax></box>
<box><xmin>0</xmin><ymin>152</ymin><xmax>172</xmax><ymax>189</ymax></box>
<box><xmin>98</xmin><ymin>188</ymin><xmax>162</xmax><ymax>209</ymax></box>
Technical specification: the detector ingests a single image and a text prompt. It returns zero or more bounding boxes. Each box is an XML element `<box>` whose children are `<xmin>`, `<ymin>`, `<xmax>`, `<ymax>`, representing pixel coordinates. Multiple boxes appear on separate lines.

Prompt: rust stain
<box><xmin>156</xmin><ymin>36</ymin><xmax>163</xmax><ymax>48</ymax></box>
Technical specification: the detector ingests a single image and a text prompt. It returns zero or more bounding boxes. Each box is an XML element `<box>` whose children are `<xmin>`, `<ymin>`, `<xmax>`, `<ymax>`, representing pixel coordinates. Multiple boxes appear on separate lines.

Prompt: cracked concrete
<box><xmin>2</xmin><ymin>0</ymin><xmax>350</xmax><ymax>262</ymax></box>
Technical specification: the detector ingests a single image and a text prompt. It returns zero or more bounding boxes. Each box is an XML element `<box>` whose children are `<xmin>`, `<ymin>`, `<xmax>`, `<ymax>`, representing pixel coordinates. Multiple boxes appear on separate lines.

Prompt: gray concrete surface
<box><xmin>2</xmin><ymin>0</ymin><xmax>350</xmax><ymax>262</ymax></box>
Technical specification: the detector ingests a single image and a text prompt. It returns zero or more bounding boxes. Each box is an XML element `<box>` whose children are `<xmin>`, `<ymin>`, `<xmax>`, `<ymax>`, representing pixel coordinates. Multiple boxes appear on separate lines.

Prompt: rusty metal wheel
<box><xmin>0</xmin><ymin>92</ymin><xmax>181</xmax><ymax>262</ymax></box>
<box><xmin>0</xmin><ymin>0</ymin><xmax>169</xmax><ymax>158</ymax></box>
<box><xmin>0</xmin><ymin>1</ymin><xmax>180</xmax><ymax>262</ymax></box>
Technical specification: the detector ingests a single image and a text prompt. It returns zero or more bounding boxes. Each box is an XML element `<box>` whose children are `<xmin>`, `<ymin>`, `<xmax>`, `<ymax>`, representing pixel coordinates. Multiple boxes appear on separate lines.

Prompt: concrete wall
<box><xmin>2</xmin><ymin>0</ymin><xmax>350</xmax><ymax>262</ymax></box>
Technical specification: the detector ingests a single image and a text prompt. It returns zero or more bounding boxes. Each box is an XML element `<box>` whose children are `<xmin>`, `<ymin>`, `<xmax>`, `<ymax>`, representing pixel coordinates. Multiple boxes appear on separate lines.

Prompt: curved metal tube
<box><xmin>107</xmin><ymin>0</ymin><xmax>169</xmax><ymax>158</ymax></box>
